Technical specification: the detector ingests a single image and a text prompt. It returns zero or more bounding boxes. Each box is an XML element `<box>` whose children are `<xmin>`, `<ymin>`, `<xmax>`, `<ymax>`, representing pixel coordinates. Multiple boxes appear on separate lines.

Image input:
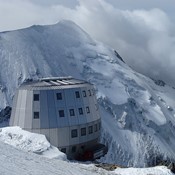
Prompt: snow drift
<box><xmin>0</xmin><ymin>126</ymin><xmax>67</xmax><ymax>160</ymax></box>
<box><xmin>1</xmin><ymin>20</ymin><xmax>175</xmax><ymax>167</ymax></box>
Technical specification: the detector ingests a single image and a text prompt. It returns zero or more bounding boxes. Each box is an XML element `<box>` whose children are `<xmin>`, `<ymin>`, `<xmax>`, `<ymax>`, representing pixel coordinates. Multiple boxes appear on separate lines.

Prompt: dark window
<box><xmin>71</xmin><ymin>129</ymin><xmax>78</xmax><ymax>138</ymax></box>
<box><xmin>61</xmin><ymin>148</ymin><xmax>66</xmax><ymax>153</ymax></box>
<box><xmin>78</xmin><ymin>108</ymin><xmax>83</xmax><ymax>115</ymax></box>
<box><xmin>59</xmin><ymin>110</ymin><xmax>65</xmax><ymax>117</ymax></box>
<box><xmin>72</xmin><ymin>146</ymin><xmax>76</xmax><ymax>153</ymax></box>
<box><xmin>69</xmin><ymin>109</ymin><xmax>75</xmax><ymax>116</ymax></box>
<box><xmin>94</xmin><ymin>124</ymin><xmax>98</xmax><ymax>132</ymax></box>
<box><xmin>81</xmin><ymin>128</ymin><xmax>86</xmax><ymax>136</ymax></box>
<box><xmin>82</xmin><ymin>90</ymin><xmax>86</xmax><ymax>97</ymax></box>
<box><xmin>88</xmin><ymin>126</ymin><xmax>93</xmax><ymax>134</ymax></box>
<box><xmin>88</xmin><ymin>90</ymin><xmax>91</xmax><ymax>96</ymax></box>
<box><xmin>34</xmin><ymin>112</ymin><xmax>39</xmax><ymax>119</ymax></box>
<box><xmin>81</xmin><ymin>145</ymin><xmax>85</xmax><ymax>150</ymax></box>
<box><xmin>99</xmin><ymin>122</ymin><xmax>101</xmax><ymax>130</ymax></box>
<box><xmin>56</xmin><ymin>93</ymin><xmax>62</xmax><ymax>100</ymax></box>
<box><xmin>34</xmin><ymin>94</ymin><xmax>39</xmax><ymax>101</ymax></box>
<box><xmin>86</xmin><ymin>106</ymin><xmax>90</xmax><ymax>114</ymax></box>
<box><xmin>75</xmin><ymin>91</ymin><xmax>80</xmax><ymax>98</ymax></box>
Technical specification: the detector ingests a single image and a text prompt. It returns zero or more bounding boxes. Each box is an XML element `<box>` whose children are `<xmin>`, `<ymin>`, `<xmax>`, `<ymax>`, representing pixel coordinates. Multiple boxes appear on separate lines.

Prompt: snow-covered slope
<box><xmin>0</xmin><ymin>127</ymin><xmax>173</xmax><ymax>175</ymax></box>
<box><xmin>0</xmin><ymin>126</ymin><xmax>66</xmax><ymax>160</ymax></box>
<box><xmin>1</xmin><ymin>20</ymin><xmax>175</xmax><ymax>167</ymax></box>
<box><xmin>0</xmin><ymin>136</ymin><xmax>172</xmax><ymax>175</ymax></box>
<box><xmin>0</xmin><ymin>140</ymin><xmax>106</xmax><ymax>175</ymax></box>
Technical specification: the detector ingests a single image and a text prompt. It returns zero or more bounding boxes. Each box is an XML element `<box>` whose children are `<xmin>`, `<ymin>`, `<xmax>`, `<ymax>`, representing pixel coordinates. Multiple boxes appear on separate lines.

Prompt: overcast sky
<box><xmin>0</xmin><ymin>0</ymin><xmax>175</xmax><ymax>86</ymax></box>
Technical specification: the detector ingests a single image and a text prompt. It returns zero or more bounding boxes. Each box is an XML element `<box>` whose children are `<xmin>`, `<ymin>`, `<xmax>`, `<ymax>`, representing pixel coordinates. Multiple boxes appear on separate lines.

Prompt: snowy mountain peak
<box><xmin>0</xmin><ymin>21</ymin><xmax>175</xmax><ymax>167</ymax></box>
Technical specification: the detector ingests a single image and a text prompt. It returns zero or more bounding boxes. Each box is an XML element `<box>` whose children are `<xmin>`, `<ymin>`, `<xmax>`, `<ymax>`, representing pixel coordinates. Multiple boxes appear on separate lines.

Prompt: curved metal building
<box><xmin>10</xmin><ymin>77</ymin><xmax>101</xmax><ymax>159</ymax></box>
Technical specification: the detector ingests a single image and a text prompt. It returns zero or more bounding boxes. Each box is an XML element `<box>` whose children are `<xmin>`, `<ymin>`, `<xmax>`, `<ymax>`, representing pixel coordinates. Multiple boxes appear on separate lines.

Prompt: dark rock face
<box><xmin>114</xmin><ymin>50</ymin><xmax>125</xmax><ymax>63</ymax></box>
<box><xmin>154</xmin><ymin>79</ymin><xmax>166</xmax><ymax>87</ymax></box>
<box><xmin>158</xmin><ymin>160</ymin><xmax>175</xmax><ymax>173</ymax></box>
<box><xmin>0</xmin><ymin>106</ymin><xmax>11</xmax><ymax>124</ymax></box>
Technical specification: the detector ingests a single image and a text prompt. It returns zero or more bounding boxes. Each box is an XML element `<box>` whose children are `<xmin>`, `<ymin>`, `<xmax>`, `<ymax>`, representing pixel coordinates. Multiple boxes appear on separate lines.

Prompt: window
<box><xmin>81</xmin><ymin>128</ymin><xmax>86</xmax><ymax>136</ymax></box>
<box><xmin>99</xmin><ymin>122</ymin><xmax>101</xmax><ymax>130</ymax></box>
<box><xmin>71</xmin><ymin>129</ymin><xmax>78</xmax><ymax>138</ymax></box>
<box><xmin>82</xmin><ymin>90</ymin><xmax>86</xmax><ymax>97</ymax></box>
<box><xmin>78</xmin><ymin>108</ymin><xmax>83</xmax><ymax>115</ymax></box>
<box><xmin>88</xmin><ymin>90</ymin><xmax>91</xmax><ymax>96</ymax></box>
<box><xmin>88</xmin><ymin>126</ymin><xmax>93</xmax><ymax>134</ymax></box>
<box><xmin>59</xmin><ymin>110</ymin><xmax>65</xmax><ymax>117</ymax></box>
<box><xmin>86</xmin><ymin>106</ymin><xmax>90</xmax><ymax>114</ymax></box>
<box><xmin>34</xmin><ymin>112</ymin><xmax>39</xmax><ymax>119</ymax></box>
<box><xmin>61</xmin><ymin>148</ymin><xmax>66</xmax><ymax>153</ymax></box>
<box><xmin>72</xmin><ymin>146</ymin><xmax>76</xmax><ymax>153</ymax></box>
<box><xmin>69</xmin><ymin>109</ymin><xmax>75</xmax><ymax>116</ymax></box>
<box><xmin>56</xmin><ymin>93</ymin><xmax>62</xmax><ymax>100</ymax></box>
<box><xmin>34</xmin><ymin>94</ymin><xmax>39</xmax><ymax>101</ymax></box>
<box><xmin>94</xmin><ymin>124</ymin><xmax>98</xmax><ymax>132</ymax></box>
<box><xmin>75</xmin><ymin>91</ymin><xmax>80</xmax><ymax>98</ymax></box>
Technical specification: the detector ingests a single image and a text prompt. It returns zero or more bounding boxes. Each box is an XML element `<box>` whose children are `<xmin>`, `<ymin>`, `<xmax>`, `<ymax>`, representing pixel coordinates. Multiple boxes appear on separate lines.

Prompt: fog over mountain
<box><xmin>1</xmin><ymin>1</ymin><xmax>175</xmax><ymax>174</ymax></box>
<box><xmin>0</xmin><ymin>0</ymin><xmax>175</xmax><ymax>86</ymax></box>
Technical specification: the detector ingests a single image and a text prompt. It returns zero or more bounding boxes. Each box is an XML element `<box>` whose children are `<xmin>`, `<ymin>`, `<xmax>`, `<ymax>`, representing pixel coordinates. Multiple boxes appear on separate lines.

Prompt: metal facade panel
<box><xmin>86</xmin><ymin>85</ymin><xmax>95</xmax><ymax>123</ymax></box>
<box><xmin>33</xmin><ymin>91</ymin><xmax>40</xmax><ymax>111</ymax></box>
<box><xmin>13</xmin><ymin>90</ymin><xmax>23</xmax><ymax>126</ymax></box>
<box><xmin>25</xmin><ymin>128</ymin><xmax>31</xmax><ymax>133</ymax></box>
<box><xmin>54</xmin><ymin>89</ymin><xmax>69</xmax><ymax>128</ymax></box>
<box><xmin>49</xmin><ymin>128</ymin><xmax>58</xmax><ymax>147</ymax></box>
<box><xmin>55</xmin><ymin>89</ymin><xmax>65</xmax><ymax>108</ymax></box>
<box><xmin>83</xmin><ymin>97</ymin><xmax>92</xmax><ymax>123</ymax></box>
<box><xmin>57</xmin><ymin>108</ymin><xmax>69</xmax><ymax>128</ymax></box>
<box><xmin>9</xmin><ymin>90</ymin><xmax>19</xmax><ymax>126</ymax></box>
<box><xmin>73</xmin><ymin>87</ymin><xmax>84</xmax><ymax>126</ymax></box>
<box><xmin>40</xmin><ymin>129</ymin><xmax>50</xmax><ymax>142</ymax></box>
<box><xmin>40</xmin><ymin>90</ymin><xmax>49</xmax><ymax>129</ymax></box>
<box><xmin>64</xmin><ymin>89</ymin><xmax>75</xmax><ymax>106</ymax></box>
<box><xmin>78</xmin><ymin>87</ymin><xmax>88</xmax><ymax>125</ymax></box>
<box><xmin>32</xmin><ymin>119</ymin><xmax>40</xmax><ymax>129</ymax></box>
<box><xmin>65</xmin><ymin>89</ymin><xmax>79</xmax><ymax>126</ymax></box>
<box><xmin>78</xmin><ymin>123</ymin><xmax>88</xmax><ymax>144</ymax></box>
<box><xmin>31</xmin><ymin>129</ymin><xmax>40</xmax><ymax>134</ymax></box>
<box><xmin>57</xmin><ymin>127</ymin><xmax>70</xmax><ymax>147</ymax></box>
<box><xmin>67</xmin><ymin>107</ymin><xmax>79</xmax><ymax>126</ymax></box>
<box><xmin>24</xmin><ymin>90</ymin><xmax>33</xmax><ymax>129</ymax></box>
<box><xmin>77</xmin><ymin>114</ymin><xmax>87</xmax><ymax>125</ymax></box>
<box><xmin>32</xmin><ymin>91</ymin><xmax>40</xmax><ymax>129</ymax></box>
<box><xmin>92</xmin><ymin>120</ymin><xmax>100</xmax><ymax>140</ymax></box>
<box><xmin>47</xmin><ymin>90</ymin><xmax>58</xmax><ymax>128</ymax></box>
<box><xmin>18</xmin><ymin>90</ymin><xmax>27</xmax><ymax>128</ymax></box>
<box><xmin>86</xmin><ymin>121</ymin><xmax>98</xmax><ymax>142</ymax></box>
<box><xmin>69</xmin><ymin>125</ymin><xmax>80</xmax><ymax>145</ymax></box>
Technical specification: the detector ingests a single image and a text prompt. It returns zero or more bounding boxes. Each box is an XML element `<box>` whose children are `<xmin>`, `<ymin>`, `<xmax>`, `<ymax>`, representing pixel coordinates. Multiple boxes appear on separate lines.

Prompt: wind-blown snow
<box><xmin>1</xmin><ymin>20</ymin><xmax>175</xmax><ymax>167</ymax></box>
<box><xmin>0</xmin><ymin>126</ymin><xmax>66</xmax><ymax>160</ymax></box>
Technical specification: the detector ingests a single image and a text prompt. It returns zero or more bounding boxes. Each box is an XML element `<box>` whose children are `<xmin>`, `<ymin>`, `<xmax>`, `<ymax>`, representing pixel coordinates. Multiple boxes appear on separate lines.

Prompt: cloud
<box><xmin>0</xmin><ymin>0</ymin><xmax>175</xmax><ymax>86</ymax></box>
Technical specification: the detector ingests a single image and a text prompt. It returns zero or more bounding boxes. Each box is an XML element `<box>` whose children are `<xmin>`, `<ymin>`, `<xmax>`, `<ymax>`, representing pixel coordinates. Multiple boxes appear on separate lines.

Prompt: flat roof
<box><xmin>19</xmin><ymin>77</ymin><xmax>92</xmax><ymax>90</ymax></box>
